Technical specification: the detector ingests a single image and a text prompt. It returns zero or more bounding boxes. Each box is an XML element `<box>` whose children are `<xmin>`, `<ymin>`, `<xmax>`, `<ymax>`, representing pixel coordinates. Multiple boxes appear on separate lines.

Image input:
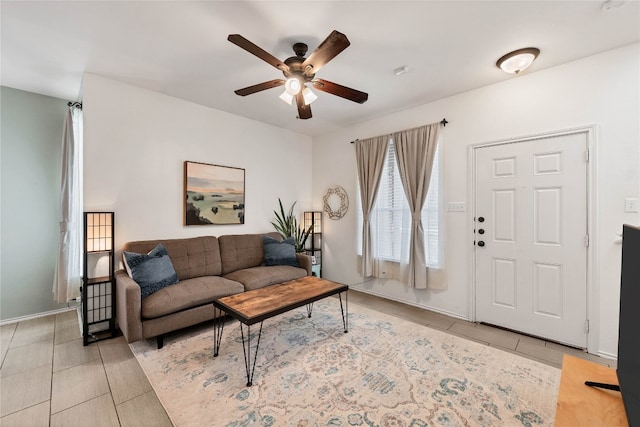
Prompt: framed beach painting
<box><xmin>184</xmin><ymin>161</ymin><xmax>245</xmax><ymax>225</ymax></box>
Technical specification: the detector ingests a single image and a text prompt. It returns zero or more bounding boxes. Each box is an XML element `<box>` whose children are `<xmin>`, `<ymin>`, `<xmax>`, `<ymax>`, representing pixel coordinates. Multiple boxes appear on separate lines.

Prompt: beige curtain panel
<box><xmin>53</xmin><ymin>106</ymin><xmax>83</xmax><ymax>303</ymax></box>
<box><xmin>393</xmin><ymin>122</ymin><xmax>441</xmax><ymax>289</ymax></box>
<box><xmin>355</xmin><ymin>135</ymin><xmax>389</xmax><ymax>277</ymax></box>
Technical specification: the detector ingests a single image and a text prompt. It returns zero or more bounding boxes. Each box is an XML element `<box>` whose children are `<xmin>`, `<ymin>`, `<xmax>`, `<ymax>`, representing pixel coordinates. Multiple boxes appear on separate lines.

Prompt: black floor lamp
<box><xmin>82</xmin><ymin>212</ymin><xmax>116</xmax><ymax>345</ymax></box>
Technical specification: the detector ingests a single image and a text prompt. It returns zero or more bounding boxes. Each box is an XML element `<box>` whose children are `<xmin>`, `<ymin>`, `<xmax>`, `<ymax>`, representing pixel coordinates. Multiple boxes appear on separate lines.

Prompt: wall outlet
<box><xmin>448</xmin><ymin>202</ymin><xmax>466</xmax><ymax>212</ymax></box>
<box><xmin>625</xmin><ymin>198</ymin><xmax>639</xmax><ymax>213</ymax></box>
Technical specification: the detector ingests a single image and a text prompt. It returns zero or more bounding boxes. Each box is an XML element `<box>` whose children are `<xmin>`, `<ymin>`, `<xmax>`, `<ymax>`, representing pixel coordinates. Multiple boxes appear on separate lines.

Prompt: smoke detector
<box><xmin>393</xmin><ymin>66</ymin><xmax>409</xmax><ymax>76</ymax></box>
<box><xmin>602</xmin><ymin>1</ymin><xmax>627</xmax><ymax>11</ymax></box>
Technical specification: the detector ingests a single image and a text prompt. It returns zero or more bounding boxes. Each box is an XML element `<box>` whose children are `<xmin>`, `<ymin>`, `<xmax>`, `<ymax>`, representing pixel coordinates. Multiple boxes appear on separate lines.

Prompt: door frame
<box><xmin>467</xmin><ymin>125</ymin><xmax>598</xmax><ymax>353</ymax></box>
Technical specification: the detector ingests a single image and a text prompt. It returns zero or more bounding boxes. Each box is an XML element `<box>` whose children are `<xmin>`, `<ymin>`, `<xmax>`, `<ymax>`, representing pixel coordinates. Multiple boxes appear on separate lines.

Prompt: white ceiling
<box><xmin>2</xmin><ymin>1</ymin><xmax>639</xmax><ymax>136</ymax></box>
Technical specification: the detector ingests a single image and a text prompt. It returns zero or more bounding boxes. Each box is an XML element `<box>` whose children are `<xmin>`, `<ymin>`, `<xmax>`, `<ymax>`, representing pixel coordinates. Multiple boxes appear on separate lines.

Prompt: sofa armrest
<box><xmin>115</xmin><ymin>269</ymin><xmax>143</xmax><ymax>343</ymax></box>
<box><xmin>296</xmin><ymin>253</ymin><xmax>312</xmax><ymax>276</ymax></box>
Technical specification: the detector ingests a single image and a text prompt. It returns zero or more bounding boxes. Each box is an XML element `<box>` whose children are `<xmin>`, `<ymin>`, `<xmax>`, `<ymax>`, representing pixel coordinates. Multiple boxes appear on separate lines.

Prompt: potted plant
<box><xmin>271</xmin><ymin>198</ymin><xmax>312</xmax><ymax>253</ymax></box>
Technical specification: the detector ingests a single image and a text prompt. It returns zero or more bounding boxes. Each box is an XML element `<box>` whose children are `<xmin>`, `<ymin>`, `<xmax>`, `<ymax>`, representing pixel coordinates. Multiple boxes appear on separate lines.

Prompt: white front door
<box><xmin>474</xmin><ymin>131</ymin><xmax>588</xmax><ymax>348</ymax></box>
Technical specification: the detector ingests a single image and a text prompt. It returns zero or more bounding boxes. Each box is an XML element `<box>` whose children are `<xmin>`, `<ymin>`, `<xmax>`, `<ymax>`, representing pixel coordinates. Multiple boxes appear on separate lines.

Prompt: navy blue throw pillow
<box><xmin>263</xmin><ymin>236</ymin><xmax>299</xmax><ymax>267</ymax></box>
<box><xmin>123</xmin><ymin>244</ymin><xmax>179</xmax><ymax>299</ymax></box>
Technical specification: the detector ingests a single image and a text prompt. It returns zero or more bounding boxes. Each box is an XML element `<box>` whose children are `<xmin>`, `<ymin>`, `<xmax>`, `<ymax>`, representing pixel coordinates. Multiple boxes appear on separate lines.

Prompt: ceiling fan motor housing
<box><xmin>284</xmin><ymin>50</ymin><xmax>314</xmax><ymax>81</ymax></box>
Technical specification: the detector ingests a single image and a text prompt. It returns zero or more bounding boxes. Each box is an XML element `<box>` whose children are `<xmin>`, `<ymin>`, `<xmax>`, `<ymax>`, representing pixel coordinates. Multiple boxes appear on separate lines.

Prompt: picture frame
<box><xmin>184</xmin><ymin>161</ymin><xmax>245</xmax><ymax>225</ymax></box>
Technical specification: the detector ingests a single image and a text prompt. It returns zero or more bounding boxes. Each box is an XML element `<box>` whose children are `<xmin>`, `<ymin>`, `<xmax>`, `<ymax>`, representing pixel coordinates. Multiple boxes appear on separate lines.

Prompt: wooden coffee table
<box><xmin>212</xmin><ymin>276</ymin><xmax>349</xmax><ymax>386</ymax></box>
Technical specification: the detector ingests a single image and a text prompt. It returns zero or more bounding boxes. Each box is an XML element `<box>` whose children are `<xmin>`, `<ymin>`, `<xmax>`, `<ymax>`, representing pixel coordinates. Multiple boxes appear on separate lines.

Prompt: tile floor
<box><xmin>0</xmin><ymin>289</ymin><xmax>615</xmax><ymax>426</ymax></box>
<box><xmin>0</xmin><ymin>309</ymin><xmax>171</xmax><ymax>427</ymax></box>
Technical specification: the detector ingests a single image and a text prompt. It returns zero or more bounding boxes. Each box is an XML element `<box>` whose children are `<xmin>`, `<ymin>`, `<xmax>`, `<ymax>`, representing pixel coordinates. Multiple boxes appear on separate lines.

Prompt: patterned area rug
<box><xmin>131</xmin><ymin>298</ymin><xmax>560</xmax><ymax>426</ymax></box>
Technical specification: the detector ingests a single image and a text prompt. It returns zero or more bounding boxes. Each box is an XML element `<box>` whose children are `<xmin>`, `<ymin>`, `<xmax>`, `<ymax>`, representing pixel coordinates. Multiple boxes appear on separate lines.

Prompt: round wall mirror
<box><xmin>323</xmin><ymin>186</ymin><xmax>348</xmax><ymax>220</ymax></box>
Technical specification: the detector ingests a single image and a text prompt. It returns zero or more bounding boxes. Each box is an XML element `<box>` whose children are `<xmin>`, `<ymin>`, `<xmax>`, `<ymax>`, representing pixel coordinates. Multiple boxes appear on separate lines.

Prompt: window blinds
<box><xmin>358</xmin><ymin>139</ymin><xmax>441</xmax><ymax>267</ymax></box>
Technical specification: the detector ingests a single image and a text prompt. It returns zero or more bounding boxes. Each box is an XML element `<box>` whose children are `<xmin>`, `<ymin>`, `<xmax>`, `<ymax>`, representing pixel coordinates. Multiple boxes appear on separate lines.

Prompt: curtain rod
<box><xmin>350</xmin><ymin>118</ymin><xmax>448</xmax><ymax>143</ymax></box>
<box><xmin>67</xmin><ymin>101</ymin><xmax>82</xmax><ymax>109</ymax></box>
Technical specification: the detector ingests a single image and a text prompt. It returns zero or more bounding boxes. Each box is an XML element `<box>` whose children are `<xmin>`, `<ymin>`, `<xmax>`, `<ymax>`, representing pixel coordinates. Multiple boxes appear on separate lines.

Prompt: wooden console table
<box><xmin>555</xmin><ymin>354</ymin><xmax>628</xmax><ymax>426</ymax></box>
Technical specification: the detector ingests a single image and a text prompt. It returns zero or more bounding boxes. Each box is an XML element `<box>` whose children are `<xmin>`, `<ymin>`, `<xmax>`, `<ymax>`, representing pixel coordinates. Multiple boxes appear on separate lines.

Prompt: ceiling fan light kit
<box><xmin>284</xmin><ymin>77</ymin><xmax>302</xmax><ymax>95</ymax></box>
<box><xmin>279</xmin><ymin>90</ymin><xmax>294</xmax><ymax>105</ymax></box>
<box><xmin>496</xmin><ymin>47</ymin><xmax>540</xmax><ymax>74</ymax></box>
<box><xmin>228</xmin><ymin>30</ymin><xmax>368</xmax><ymax>119</ymax></box>
<box><xmin>302</xmin><ymin>87</ymin><xmax>318</xmax><ymax>105</ymax></box>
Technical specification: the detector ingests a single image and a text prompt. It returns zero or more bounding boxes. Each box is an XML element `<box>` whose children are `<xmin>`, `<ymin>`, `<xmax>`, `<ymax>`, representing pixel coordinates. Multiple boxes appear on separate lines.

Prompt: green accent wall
<box><xmin>1</xmin><ymin>86</ymin><xmax>69</xmax><ymax>321</ymax></box>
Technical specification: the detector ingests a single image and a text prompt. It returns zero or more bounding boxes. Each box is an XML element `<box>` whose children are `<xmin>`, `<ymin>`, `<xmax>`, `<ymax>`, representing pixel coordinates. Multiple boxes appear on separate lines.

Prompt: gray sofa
<box><xmin>115</xmin><ymin>232</ymin><xmax>311</xmax><ymax>348</ymax></box>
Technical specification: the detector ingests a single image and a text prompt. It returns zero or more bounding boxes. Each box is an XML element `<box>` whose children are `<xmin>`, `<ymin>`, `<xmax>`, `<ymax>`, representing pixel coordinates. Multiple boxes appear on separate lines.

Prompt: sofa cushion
<box><xmin>141</xmin><ymin>276</ymin><xmax>244</xmax><ymax>319</ymax></box>
<box><xmin>224</xmin><ymin>265</ymin><xmax>307</xmax><ymax>291</ymax></box>
<box><xmin>122</xmin><ymin>236</ymin><xmax>222</xmax><ymax>280</ymax></box>
<box><xmin>219</xmin><ymin>232</ymin><xmax>281</xmax><ymax>275</ymax></box>
<box><xmin>123</xmin><ymin>244</ymin><xmax>179</xmax><ymax>299</ymax></box>
<box><xmin>263</xmin><ymin>236</ymin><xmax>298</xmax><ymax>267</ymax></box>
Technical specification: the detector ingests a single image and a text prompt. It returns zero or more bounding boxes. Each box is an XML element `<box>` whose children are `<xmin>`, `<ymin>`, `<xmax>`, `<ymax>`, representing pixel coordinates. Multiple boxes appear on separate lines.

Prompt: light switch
<box><xmin>625</xmin><ymin>198</ymin><xmax>639</xmax><ymax>213</ymax></box>
<box><xmin>448</xmin><ymin>202</ymin><xmax>466</xmax><ymax>212</ymax></box>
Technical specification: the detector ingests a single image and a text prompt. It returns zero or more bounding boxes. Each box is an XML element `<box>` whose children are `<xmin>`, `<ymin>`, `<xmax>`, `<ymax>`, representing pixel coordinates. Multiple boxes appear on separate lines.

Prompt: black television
<box><xmin>617</xmin><ymin>224</ymin><xmax>640</xmax><ymax>426</ymax></box>
<box><xmin>586</xmin><ymin>224</ymin><xmax>640</xmax><ymax>425</ymax></box>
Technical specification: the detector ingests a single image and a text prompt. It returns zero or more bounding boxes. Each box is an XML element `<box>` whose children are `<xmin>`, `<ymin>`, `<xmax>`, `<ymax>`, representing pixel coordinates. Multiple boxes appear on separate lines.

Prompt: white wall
<box><xmin>82</xmin><ymin>74</ymin><xmax>312</xmax><ymax>266</ymax></box>
<box><xmin>1</xmin><ymin>86</ymin><xmax>69</xmax><ymax>321</ymax></box>
<box><xmin>311</xmin><ymin>44</ymin><xmax>640</xmax><ymax>357</ymax></box>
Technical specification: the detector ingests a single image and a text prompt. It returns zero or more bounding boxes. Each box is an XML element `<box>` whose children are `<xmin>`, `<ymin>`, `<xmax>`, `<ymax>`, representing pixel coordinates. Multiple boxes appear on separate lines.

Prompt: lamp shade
<box><xmin>284</xmin><ymin>77</ymin><xmax>302</xmax><ymax>95</ymax></box>
<box><xmin>85</xmin><ymin>212</ymin><xmax>113</xmax><ymax>252</ymax></box>
<box><xmin>304</xmin><ymin>211</ymin><xmax>322</xmax><ymax>233</ymax></box>
<box><xmin>496</xmin><ymin>47</ymin><xmax>540</xmax><ymax>74</ymax></box>
<box><xmin>302</xmin><ymin>87</ymin><xmax>318</xmax><ymax>105</ymax></box>
<box><xmin>279</xmin><ymin>90</ymin><xmax>294</xmax><ymax>105</ymax></box>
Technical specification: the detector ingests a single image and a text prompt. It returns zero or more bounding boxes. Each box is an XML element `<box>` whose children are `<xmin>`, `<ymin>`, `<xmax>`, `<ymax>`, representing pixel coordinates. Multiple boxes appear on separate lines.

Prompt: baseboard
<box><xmin>349</xmin><ymin>287</ymin><xmax>470</xmax><ymax>321</ymax></box>
<box><xmin>596</xmin><ymin>350</ymin><xmax>618</xmax><ymax>361</ymax></box>
<box><xmin>0</xmin><ymin>305</ymin><xmax>77</xmax><ymax>326</ymax></box>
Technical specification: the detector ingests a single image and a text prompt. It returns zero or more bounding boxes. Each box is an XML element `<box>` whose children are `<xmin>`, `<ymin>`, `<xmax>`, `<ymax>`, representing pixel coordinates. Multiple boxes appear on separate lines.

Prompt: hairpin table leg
<box><xmin>240</xmin><ymin>321</ymin><xmax>264</xmax><ymax>387</ymax></box>
<box><xmin>339</xmin><ymin>291</ymin><xmax>349</xmax><ymax>333</ymax></box>
<box><xmin>213</xmin><ymin>305</ymin><xmax>225</xmax><ymax>357</ymax></box>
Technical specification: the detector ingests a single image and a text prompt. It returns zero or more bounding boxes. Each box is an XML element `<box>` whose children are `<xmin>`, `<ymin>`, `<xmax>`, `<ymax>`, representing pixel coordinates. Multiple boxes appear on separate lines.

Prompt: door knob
<box><xmin>478</xmin><ymin>241</ymin><xmax>485</xmax><ymax>247</ymax></box>
<box><xmin>478</xmin><ymin>229</ymin><xmax>485</xmax><ymax>234</ymax></box>
<box><xmin>478</xmin><ymin>217</ymin><xmax>485</xmax><ymax>223</ymax></box>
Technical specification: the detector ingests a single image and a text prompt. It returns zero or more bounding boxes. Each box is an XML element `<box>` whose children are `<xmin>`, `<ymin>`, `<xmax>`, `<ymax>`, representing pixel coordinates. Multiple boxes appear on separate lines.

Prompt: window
<box><xmin>358</xmin><ymin>138</ymin><xmax>442</xmax><ymax>268</ymax></box>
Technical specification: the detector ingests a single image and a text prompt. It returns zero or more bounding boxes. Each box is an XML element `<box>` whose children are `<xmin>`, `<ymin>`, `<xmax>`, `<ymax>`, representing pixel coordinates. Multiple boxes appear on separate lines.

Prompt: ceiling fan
<box><xmin>228</xmin><ymin>30</ymin><xmax>368</xmax><ymax>120</ymax></box>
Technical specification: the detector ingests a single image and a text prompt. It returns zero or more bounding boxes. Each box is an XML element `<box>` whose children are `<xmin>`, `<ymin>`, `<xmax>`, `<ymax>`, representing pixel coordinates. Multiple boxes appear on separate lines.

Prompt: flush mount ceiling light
<box><xmin>496</xmin><ymin>47</ymin><xmax>540</xmax><ymax>74</ymax></box>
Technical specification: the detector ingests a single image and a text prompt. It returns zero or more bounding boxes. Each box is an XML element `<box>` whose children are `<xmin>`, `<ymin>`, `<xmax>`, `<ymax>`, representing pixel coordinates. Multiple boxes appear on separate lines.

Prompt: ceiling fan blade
<box><xmin>312</xmin><ymin>79</ymin><xmax>368</xmax><ymax>104</ymax></box>
<box><xmin>228</xmin><ymin>34</ymin><xmax>289</xmax><ymax>73</ymax></box>
<box><xmin>295</xmin><ymin>93</ymin><xmax>312</xmax><ymax>119</ymax></box>
<box><xmin>301</xmin><ymin>30</ymin><xmax>350</xmax><ymax>75</ymax></box>
<box><xmin>234</xmin><ymin>79</ymin><xmax>285</xmax><ymax>96</ymax></box>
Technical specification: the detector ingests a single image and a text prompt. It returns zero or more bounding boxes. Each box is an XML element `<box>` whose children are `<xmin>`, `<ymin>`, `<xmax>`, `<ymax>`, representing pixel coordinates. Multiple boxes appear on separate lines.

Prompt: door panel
<box><xmin>534</xmin><ymin>187</ymin><xmax>561</xmax><ymax>245</ymax></box>
<box><xmin>494</xmin><ymin>190</ymin><xmax>516</xmax><ymax>242</ymax></box>
<box><xmin>533</xmin><ymin>262</ymin><xmax>562</xmax><ymax>317</ymax></box>
<box><xmin>475</xmin><ymin>132</ymin><xmax>588</xmax><ymax>348</ymax></box>
<box><xmin>493</xmin><ymin>258</ymin><xmax>516</xmax><ymax>308</ymax></box>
